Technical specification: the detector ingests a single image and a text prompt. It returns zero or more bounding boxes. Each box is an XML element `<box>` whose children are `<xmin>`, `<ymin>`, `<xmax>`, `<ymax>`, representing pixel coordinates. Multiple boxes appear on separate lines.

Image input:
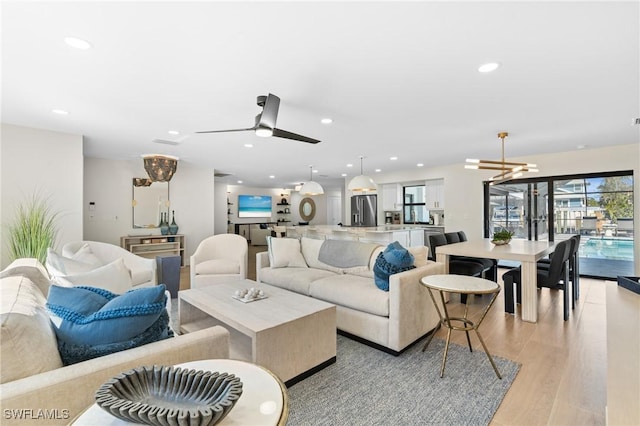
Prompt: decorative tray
<box><xmin>95</xmin><ymin>365</ymin><xmax>243</xmax><ymax>426</ymax></box>
<box><xmin>232</xmin><ymin>295</ymin><xmax>268</xmax><ymax>303</ymax></box>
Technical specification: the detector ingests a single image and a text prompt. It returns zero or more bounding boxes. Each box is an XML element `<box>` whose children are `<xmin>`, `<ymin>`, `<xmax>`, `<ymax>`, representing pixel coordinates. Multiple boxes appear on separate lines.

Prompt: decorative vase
<box><xmin>169</xmin><ymin>210</ymin><xmax>179</xmax><ymax>235</ymax></box>
<box><xmin>160</xmin><ymin>212</ymin><xmax>169</xmax><ymax>235</ymax></box>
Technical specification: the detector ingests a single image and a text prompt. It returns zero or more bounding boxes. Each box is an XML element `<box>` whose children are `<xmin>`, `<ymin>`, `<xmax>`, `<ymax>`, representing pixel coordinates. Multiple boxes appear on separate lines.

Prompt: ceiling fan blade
<box><xmin>272</xmin><ymin>128</ymin><xmax>321</xmax><ymax>144</ymax></box>
<box><xmin>195</xmin><ymin>127</ymin><xmax>255</xmax><ymax>134</ymax></box>
<box><xmin>258</xmin><ymin>93</ymin><xmax>280</xmax><ymax>129</ymax></box>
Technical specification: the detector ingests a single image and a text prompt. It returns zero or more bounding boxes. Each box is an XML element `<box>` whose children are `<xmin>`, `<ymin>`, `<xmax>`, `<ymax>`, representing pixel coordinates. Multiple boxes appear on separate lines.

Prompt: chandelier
<box><xmin>142</xmin><ymin>154</ymin><xmax>179</xmax><ymax>182</ymax></box>
<box><xmin>465</xmin><ymin>132</ymin><xmax>538</xmax><ymax>184</ymax></box>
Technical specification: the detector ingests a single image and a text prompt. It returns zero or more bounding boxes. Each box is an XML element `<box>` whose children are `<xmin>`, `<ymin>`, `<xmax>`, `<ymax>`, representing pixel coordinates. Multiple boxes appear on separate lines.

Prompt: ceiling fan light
<box><xmin>255</xmin><ymin>127</ymin><xmax>273</xmax><ymax>137</ymax></box>
<box><xmin>464</xmin><ymin>165</ymin><xmax>479</xmax><ymax>170</ymax></box>
<box><xmin>466</xmin><ymin>158</ymin><xmax>480</xmax><ymax>164</ymax></box>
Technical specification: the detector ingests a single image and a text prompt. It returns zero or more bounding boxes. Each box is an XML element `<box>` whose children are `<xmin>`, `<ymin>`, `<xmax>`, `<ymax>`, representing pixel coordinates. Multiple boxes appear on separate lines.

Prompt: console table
<box><xmin>120</xmin><ymin>234</ymin><xmax>185</xmax><ymax>267</ymax></box>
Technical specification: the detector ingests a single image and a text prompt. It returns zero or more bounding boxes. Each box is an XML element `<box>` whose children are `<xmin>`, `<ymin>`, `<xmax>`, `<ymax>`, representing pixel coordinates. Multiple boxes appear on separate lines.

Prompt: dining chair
<box><xmin>502</xmin><ymin>239</ymin><xmax>573</xmax><ymax>320</ymax></box>
<box><xmin>537</xmin><ymin>235</ymin><xmax>581</xmax><ymax>303</ymax></box>
<box><xmin>448</xmin><ymin>231</ymin><xmax>498</xmax><ymax>282</ymax></box>
<box><xmin>429</xmin><ymin>234</ymin><xmax>484</xmax><ymax>303</ymax></box>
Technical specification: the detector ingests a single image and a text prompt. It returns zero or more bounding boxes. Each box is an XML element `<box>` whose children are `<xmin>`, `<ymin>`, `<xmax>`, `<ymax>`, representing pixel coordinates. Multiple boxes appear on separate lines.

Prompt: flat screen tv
<box><xmin>238</xmin><ymin>195</ymin><xmax>272</xmax><ymax>218</ymax></box>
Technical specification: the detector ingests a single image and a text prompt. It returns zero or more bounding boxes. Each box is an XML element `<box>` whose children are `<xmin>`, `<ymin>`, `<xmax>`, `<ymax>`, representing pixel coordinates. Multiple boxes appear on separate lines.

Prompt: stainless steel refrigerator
<box><xmin>351</xmin><ymin>194</ymin><xmax>377</xmax><ymax>227</ymax></box>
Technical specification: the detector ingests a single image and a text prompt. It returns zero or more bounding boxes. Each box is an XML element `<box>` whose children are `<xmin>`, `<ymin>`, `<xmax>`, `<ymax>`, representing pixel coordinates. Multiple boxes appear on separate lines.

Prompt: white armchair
<box><xmin>190</xmin><ymin>234</ymin><xmax>248</xmax><ymax>288</ymax></box>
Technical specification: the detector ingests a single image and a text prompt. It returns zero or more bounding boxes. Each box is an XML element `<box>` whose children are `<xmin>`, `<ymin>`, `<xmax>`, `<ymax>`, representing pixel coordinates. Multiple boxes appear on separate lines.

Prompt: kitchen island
<box><xmin>284</xmin><ymin>224</ymin><xmax>445</xmax><ymax>248</ymax></box>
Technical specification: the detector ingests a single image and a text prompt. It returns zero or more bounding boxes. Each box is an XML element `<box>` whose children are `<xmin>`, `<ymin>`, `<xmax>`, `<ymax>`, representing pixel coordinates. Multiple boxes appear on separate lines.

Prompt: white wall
<box><xmin>371</xmin><ymin>143</ymin><xmax>640</xmax><ymax>274</ymax></box>
<box><xmin>0</xmin><ymin>124</ymin><xmax>83</xmax><ymax>268</ymax></box>
<box><xmin>83</xmin><ymin>157</ymin><xmax>215</xmax><ymax>264</ymax></box>
<box><xmin>214</xmin><ymin>180</ymin><xmax>228</xmax><ymax>235</ymax></box>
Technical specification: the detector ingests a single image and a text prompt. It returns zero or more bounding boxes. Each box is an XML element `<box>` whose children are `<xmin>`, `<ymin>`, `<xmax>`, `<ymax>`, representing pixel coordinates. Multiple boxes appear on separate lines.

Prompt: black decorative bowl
<box><xmin>95</xmin><ymin>365</ymin><xmax>243</xmax><ymax>426</ymax></box>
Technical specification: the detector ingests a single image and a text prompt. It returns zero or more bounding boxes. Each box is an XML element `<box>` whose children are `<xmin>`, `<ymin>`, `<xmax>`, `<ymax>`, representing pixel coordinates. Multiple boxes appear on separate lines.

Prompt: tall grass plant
<box><xmin>7</xmin><ymin>193</ymin><xmax>59</xmax><ymax>264</ymax></box>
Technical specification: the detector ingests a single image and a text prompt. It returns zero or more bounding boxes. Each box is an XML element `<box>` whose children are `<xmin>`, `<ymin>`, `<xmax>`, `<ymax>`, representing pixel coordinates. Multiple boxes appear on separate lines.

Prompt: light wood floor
<box><xmin>179</xmin><ymin>246</ymin><xmax>607</xmax><ymax>425</ymax></box>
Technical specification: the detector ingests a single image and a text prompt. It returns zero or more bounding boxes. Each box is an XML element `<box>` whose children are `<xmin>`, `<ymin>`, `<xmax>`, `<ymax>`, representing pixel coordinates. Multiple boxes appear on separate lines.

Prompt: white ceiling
<box><xmin>2</xmin><ymin>1</ymin><xmax>639</xmax><ymax>189</ymax></box>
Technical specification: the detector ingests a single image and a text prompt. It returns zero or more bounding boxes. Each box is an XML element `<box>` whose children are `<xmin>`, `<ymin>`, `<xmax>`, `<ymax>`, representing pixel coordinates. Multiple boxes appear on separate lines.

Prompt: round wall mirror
<box><xmin>299</xmin><ymin>197</ymin><xmax>316</xmax><ymax>221</ymax></box>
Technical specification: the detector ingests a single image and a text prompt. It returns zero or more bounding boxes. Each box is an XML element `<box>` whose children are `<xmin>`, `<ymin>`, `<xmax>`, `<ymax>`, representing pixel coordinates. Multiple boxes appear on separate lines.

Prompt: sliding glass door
<box><xmin>486</xmin><ymin>182</ymin><xmax>549</xmax><ymax>242</ymax></box>
<box><xmin>485</xmin><ymin>171</ymin><xmax>634</xmax><ymax>279</ymax></box>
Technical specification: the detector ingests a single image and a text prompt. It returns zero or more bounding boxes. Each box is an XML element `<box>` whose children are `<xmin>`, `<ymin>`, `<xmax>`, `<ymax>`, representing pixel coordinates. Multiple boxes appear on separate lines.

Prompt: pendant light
<box><xmin>348</xmin><ymin>156</ymin><xmax>376</xmax><ymax>191</ymax></box>
<box><xmin>464</xmin><ymin>132</ymin><xmax>538</xmax><ymax>184</ymax></box>
<box><xmin>299</xmin><ymin>165</ymin><xmax>324</xmax><ymax>195</ymax></box>
<box><xmin>142</xmin><ymin>154</ymin><xmax>179</xmax><ymax>182</ymax></box>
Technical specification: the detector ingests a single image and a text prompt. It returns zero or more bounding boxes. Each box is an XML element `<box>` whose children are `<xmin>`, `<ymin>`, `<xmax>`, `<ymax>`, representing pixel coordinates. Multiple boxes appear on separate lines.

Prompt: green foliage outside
<box><xmin>6</xmin><ymin>194</ymin><xmax>59</xmax><ymax>264</ymax></box>
<box><xmin>597</xmin><ymin>176</ymin><xmax>634</xmax><ymax>221</ymax></box>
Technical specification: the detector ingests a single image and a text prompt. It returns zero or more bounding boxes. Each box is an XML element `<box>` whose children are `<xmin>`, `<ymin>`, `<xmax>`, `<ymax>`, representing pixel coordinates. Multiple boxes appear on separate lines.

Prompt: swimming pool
<box><xmin>580</xmin><ymin>238</ymin><xmax>635</xmax><ymax>261</ymax></box>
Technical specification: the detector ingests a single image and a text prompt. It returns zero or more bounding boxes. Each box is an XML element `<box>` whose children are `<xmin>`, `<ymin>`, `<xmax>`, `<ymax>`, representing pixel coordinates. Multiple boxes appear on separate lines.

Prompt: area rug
<box><xmin>286</xmin><ymin>335</ymin><xmax>520</xmax><ymax>425</ymax></box>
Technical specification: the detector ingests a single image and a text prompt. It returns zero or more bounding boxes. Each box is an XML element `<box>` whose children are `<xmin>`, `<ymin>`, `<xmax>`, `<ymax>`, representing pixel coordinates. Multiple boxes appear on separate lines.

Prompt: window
<box><xmin>403</xmin><ymin>185</ymin><xmax>429</xmax><ymax>224</ymax></box>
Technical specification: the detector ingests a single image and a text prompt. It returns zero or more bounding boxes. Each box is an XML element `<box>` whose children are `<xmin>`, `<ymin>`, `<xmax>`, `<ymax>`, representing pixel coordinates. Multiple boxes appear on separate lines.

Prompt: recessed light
<box><xmin>375</xmin><ymin>169</ymin><xmax>382</xmax><ymax>173</ymax></box>
<box><xmin>269</xmin><ymin>175</ymin><xmax>275</xmax><ymax>179</ymax></box>
<box><xmin>417</xmin><ymin>163</ymin><xmax>424</xmax><ymax>167</ymax></box>
<box><xmin>321</xmin><ymin>118</ymin><xmax>333</xmax><ymax>124</ymax></box>
<box><xmin>244</xmin><ymin>144</ymin><xmax>254</xmax><ymax>148</ymax></box>
<box><xmin>168</xmin><ymin>130</ymin><xmax>179</xmax><ymax>135</ymax></box>
<box><xmin>237</xmin><ymin>180</ymin><xmax>243</xmax><ymax>184</ymax></box>
<box><xmin>390</xmin><ymin>156</ymin><xmax>398</xmax><ymax>161</ymax></box>
<box><xmin>346</xmin><ymin>163</ymin><xmax>353</xmax><ymax>168</ymax></box>
<box><xmin>64</xmin><ymin>37</ymin><xmax>92</xmax><ymax>50</ymax></box>
<box><xmin>52</xmin><ymin>109</ymin><xmax>69</xmax><ymax>115</ymax></box>
<box><xmin>478</xmin><ymin>62</ymin><xmax>500</xmax><ymax>73</ymax></box>
<box><xmin>341</xmin><ymin>173</ymin><xmax>347</xmax><ymax>177</ymax></box>
<box><xmin>312</xmin><ymin>170</ymin><xmax>319</xmax><ymax>174</ymax></box>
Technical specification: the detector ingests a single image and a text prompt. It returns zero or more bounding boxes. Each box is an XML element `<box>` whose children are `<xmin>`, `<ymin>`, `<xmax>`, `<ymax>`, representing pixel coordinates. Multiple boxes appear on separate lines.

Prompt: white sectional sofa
<box><xmin>0</xmin><ymin>258</ymin><xmax>230</xmax><ymax>425</ymax></box>
<box><xmin>256</xmin><ymin>237</ymin><xmax>445</xmax><ymax>354</ymax></box>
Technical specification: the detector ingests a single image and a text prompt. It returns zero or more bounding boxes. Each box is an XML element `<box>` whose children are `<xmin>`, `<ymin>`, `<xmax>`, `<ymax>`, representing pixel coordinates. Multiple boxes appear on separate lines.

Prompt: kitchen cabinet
<box><xmin>425</xmin><ymin>179</ymin><xmax>444</xmax><ymax>209</ymax></box>
<box><xmin>382</xmin><ymin>184</ymin><xmax>402</xmax><ymax>211</ymax></box>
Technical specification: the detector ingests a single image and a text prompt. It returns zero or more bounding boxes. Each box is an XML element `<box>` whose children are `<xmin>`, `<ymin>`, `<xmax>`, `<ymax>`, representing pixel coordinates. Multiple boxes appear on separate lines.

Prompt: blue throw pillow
<box><xmin>382</xmin><ymin>241</ymin><xmax>415</xmax><ymax>268</ymax></box>
<box><xmin>47</xmin><ymin>284</ymin><xmax>169</xmax><ymax>347</ymax></box>
<box><xmin>373</xmin><ymin>252</ymin><xmax>416</xmax><ymax>291</ymax></box>
<box><xmin>57</xmin><ymin>311</ymin><xmax>172</xmax><ymax>365</ymax></box>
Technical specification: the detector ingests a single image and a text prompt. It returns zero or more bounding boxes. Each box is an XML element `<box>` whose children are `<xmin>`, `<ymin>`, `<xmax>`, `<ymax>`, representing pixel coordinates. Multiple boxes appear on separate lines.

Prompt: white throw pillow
<box><xmin>53</xmin><ymin>258</ymin><xmax>133</xmax><ymax>294</ymax></box>
<box><xmin>408</xmin><ymin>246</ymin><xmax>430</xmax><ymax>268</ymax></box>
<box><xmin>69</xmin><ymin>243</ymin><xmax>103</xmax><ymax>267</ymax></box>
<box><xmin>267</xmin><ymin>237</ymin><xmax>308</xmax><ymax>269</ymax></box>
<box><xmin>46</xmin><ymin>248</ymin><xmax>102</xmax><ymax>276</ymax></box>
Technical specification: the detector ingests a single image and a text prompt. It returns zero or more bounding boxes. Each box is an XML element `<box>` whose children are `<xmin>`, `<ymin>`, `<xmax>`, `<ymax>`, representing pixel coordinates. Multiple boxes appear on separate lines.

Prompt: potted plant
<box><xmin>6</xmin><ymin>193</ymin><xmax>59</xmax><ymax>264</ymax></box>
<box><xmin>491</xmin><ymin>228</ymin><xmax>514</xmax><ymax>245</ymax></box>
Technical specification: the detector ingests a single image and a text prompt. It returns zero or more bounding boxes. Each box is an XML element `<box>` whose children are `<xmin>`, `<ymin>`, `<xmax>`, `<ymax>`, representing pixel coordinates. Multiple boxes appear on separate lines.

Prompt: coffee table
<box><xmin>179</xmin><ymin>279</ymin><xmax>337</xmax><ymax>386</ymax></box>
<box><xmin>72</xmin><ymin>359</ymin><xmax>288</xmax><ymax>425</ymax></box>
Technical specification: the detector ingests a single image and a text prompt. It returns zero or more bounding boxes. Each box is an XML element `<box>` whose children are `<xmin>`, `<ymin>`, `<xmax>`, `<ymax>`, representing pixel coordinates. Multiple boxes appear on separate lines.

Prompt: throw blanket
<box><xmin>318</xmin><ymin>240</ymin><xmax>380</xmax><ymax>268</ymax></box>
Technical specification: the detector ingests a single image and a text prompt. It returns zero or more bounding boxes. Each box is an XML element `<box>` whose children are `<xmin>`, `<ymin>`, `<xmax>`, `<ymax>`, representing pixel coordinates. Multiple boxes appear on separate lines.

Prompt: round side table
<box><xmin>420</xmin><ymin>274</ymin><xmax>502</xmax><ymax>379</ymax></box>
<box><xmin>72</xmin><ymin>359</ymin><xmax>288</xmax><ymax>425</ymax></box>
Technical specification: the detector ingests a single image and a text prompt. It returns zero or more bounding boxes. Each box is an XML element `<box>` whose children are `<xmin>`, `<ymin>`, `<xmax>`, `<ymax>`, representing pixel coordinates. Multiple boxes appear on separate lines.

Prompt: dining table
<box><xmin>435</xmin><ymin>238</ymin><xmax>556</xmax><ymax>323</ymax></box>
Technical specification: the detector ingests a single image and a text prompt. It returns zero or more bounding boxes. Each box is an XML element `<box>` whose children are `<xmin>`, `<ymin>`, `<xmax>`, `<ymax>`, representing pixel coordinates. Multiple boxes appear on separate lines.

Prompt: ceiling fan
<box><xmin>196</xmin><ymin>93</ymin><xmax>321</xmax><ymax>144</ymax></box>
